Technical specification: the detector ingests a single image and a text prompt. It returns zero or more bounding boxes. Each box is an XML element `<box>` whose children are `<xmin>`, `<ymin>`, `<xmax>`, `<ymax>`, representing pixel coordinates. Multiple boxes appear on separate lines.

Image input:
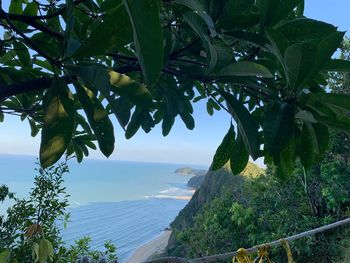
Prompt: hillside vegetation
<box><xmin>166</xmin><ymin>136</ymin><xmax>350</xmax><ymax>262</ymax></box>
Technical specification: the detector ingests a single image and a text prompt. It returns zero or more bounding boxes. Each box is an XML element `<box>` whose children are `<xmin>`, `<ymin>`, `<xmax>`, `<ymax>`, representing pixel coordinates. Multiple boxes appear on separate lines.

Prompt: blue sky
<box><xmin>0</xmin><ymin>0</ymin><xmax>349</xmax><ymax>166</ymax></box>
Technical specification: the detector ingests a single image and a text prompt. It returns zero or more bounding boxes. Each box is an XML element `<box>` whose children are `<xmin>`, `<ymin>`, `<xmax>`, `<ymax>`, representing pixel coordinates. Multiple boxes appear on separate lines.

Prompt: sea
<box><xmin>0</xmin><ymin>154</ymin><xmax>206</xmax><ymax>262</ymax></box>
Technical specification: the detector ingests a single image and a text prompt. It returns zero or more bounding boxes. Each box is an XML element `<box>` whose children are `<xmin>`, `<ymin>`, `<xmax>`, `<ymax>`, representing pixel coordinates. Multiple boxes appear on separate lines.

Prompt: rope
<box><xmin>144</xmin><ymin>217</ymin><xmax>350</xmax><ymax>263</ymax></box>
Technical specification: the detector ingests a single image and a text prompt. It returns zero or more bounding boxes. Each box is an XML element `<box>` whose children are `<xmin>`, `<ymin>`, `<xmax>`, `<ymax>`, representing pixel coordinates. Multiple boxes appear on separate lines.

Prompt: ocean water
<box><xmin>0</xmin><ymin>154</ymin><xmax>205</xmax><ymax>262</ymax></box>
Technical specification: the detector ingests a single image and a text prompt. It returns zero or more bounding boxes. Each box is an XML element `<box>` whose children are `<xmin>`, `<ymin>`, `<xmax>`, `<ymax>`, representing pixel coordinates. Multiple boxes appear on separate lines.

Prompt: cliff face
<box><xmin>187</xmin><ymin>174</ymin><xmax>205</xmax><ymax>189</ymax></box>
<box><xmin>167</xmin><ymin>162</ymin><xmax>264</xmax><ymax>253</ymax></box>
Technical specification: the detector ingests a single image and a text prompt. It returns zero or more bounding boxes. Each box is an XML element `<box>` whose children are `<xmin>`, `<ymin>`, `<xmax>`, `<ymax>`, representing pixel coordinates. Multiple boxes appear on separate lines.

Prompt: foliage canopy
<box><xmin>1</xmin><ymin>0</ymin><xmax>350</xmax><ymax>175</ymax></box>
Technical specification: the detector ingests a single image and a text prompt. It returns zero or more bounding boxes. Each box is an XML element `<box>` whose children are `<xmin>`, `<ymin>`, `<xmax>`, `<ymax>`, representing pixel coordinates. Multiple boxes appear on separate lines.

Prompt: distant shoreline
<box><xmin>125</xmin><ymin>230</ymin><xmax>172</xmax><ymax>263</ymax></box>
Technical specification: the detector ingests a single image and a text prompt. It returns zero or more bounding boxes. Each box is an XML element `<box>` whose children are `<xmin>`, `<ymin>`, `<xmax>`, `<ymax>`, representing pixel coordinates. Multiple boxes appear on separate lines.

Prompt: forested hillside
<box><xmin>166</xmin><ymin>133</ymin><xmax>350</xmax><ymax>262</ymax></box>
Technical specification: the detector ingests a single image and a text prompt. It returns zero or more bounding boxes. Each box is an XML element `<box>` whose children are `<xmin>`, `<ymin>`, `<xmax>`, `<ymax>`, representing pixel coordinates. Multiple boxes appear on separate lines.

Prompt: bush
<box><xmin>0</xmin><ymin>162</ymin><xmax>118</xmax><ymax>263</ymax></box>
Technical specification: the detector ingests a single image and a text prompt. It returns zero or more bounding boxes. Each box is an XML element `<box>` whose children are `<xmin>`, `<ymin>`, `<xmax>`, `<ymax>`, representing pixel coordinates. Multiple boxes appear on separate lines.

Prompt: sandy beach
<box><xmin>125</xmin><ymin>230</ymin><xmax>172</xmax><ymax>263</ymax></box>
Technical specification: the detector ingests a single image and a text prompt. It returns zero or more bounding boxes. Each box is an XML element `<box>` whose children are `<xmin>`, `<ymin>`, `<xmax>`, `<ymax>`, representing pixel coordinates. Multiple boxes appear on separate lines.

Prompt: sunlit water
<box><xmin>0</xmin><ymin>154</ymin><xmax>206</xmax><ymax>262</ymax></box>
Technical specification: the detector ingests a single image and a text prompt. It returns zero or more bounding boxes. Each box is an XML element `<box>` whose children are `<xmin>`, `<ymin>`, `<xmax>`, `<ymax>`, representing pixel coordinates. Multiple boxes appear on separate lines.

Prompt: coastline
<box><xmin>125</xmin><ymin>230</ymin><xmax>172</xmax><ymax>263</ymax></box>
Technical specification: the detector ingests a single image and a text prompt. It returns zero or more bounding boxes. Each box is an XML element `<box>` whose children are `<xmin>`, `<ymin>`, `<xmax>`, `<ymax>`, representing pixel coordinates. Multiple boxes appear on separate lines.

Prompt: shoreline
<box><xmin>125</xmin><ymin>230</ymin><xmax>172</xmax><ymax>263</ymax></box>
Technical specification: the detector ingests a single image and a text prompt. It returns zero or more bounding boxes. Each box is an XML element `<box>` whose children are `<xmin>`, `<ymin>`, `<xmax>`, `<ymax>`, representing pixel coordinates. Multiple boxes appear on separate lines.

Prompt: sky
<box><xmin>0</xmin><ymin>0</ymin><xmax>350</xmax><ymax>166</ymax></box>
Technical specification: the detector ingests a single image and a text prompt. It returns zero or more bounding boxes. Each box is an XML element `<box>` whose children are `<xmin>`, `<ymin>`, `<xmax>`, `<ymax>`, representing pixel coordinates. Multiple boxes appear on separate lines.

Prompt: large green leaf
<box><xmin>265</xmin><ymin>27</ymin><xmax>289</xmax><ymax>68</ymax></box>
<box><xmin>162</xmin><ymin>113</ymin><xmax>175</xmax><ymax>137</ymax></box>
<box><xmin>323</xmin><ymin>59</ymin><xmax>350</xmax><ymax>72</ymax></box>
<box><xmin>38</xmin><ymin>238</ymin><xmax>54</xmax><ymax>263</ymax></box>
<box><xmin>0</xmin><ymin>249</ymin><xmax>11</xmax><ymax>263</ymax></box>
<box><xmin>125</xmin><ymin>107</ymin><xmax>142</xmax><ymax>139</ymax></box>
<box><xmin>66</xmin><ymin>64</ymin><xmax>111</xmax><ymax>97</ymax></box>
<box><xmin>284</xmin><ymin>43</ymin><xmax>316</xmax><ymax>91</ymax></box>
<box><xmin>217</xmin><ymin>61</ymin><xmax>273</xmax><ymax>78</ymax></box>
<box><xmin>225</xmin><ymin>31</ymin><xmax>269</xmax><ymax>48</ymax></box>
<box><xmin>182</xmin><ymin>11</ymin><xmax>217</xmax><ymax>73</ymax></box>
<box><xmin>278</xmin><ymin>18</ymin><xmax>337</xmax><ymax>44</ymax></box>
<box><xmin>276</xmin><ymin>138</ymin><xmax>296</xmax><ymax>178</ymax></box>
<box><xmin>75</xmin><ymin>84</ymin><xmax>115</xmax><ymax>157</ymax></box>
<box><xmin>219</xmin><ymin>91</ymin><xmax>260</xmax><ymax>159</ymax></box>
<box><xmin>175</xmin><ymin>0</ymin><xmax>216</xmax><ymax>36</ymax></box>
<box><xmin>303</xmin><ymin>93</ymin><xmax>350</xmax><ymax>111</ymax></box>
<box><xmin>313</xmin><ymin>123</ymin><xmax>329</xmax><ymax>155</ymax></box>
<box><xmin>180</xmin><ymin>112</ymin><xmax>195</xmax><ymax>130</ymax></box>
<box><xmin>40</xmin><ymin>77</ymin><xmax>75</xmax><ymax>168</ymax></box>
<box><xmin>299</xmin><ymin>123</ymin><xmax>320</xmax><ymax>169</ymax></box>
<box><xmin>260</xmin><ymin>0</ymin><xmax>303</xmax><ymax>29</ymax></box>
<box><xmin>259</xmin><ymin>0</ymin><xmax>279</xmax><ymax>29</ymax></box>
<box><xmin>211</xmin><ymin>124</ymin><xmax>236</xmax><ymax>170</ymax></box>
<box><xmin>123</xmin><ymin>0</ymin><xmax>163</xmax><ymax>85</ymax></box>
<box><xmin>263</xmin><ymin>102</ymin><xmax>295</xmax><ymax>156</ymax></box>
<box><xmin>73</xmin><ymin>5</ymin><xmax>133</xmax><ymax>58</ymax></box>
<box><xmin>109</xmin><ymin>96</ymin><xmax>131</xmax><ymax>129</ymax></box>
<box><xmin>230</xmin><ymin>130</ymin><xmax>249</xmax><ymax>175</ymax></box>
<box><xmin>109</xmin><ymin>71</ymin><xmax>153</xmax><ymax>108</ymax></box>
<box><xmin>273</xmin><ymin>0</ymin><xmax>303</xmax><ymax>24</ymax></box>
<box><xmin>13</xmin><ymin>42</ymin><xmax>30</xmax><ymax>67</ymax></box>
<box><xmin>309</xmin><ymin>31</ymin><xmax>345</xmax><ymax>78</ymax></box>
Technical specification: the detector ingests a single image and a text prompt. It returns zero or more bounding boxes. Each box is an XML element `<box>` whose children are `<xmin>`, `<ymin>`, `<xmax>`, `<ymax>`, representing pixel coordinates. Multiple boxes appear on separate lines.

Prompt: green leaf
<box><xmin>182</xmin><ymin>11</ymin><xmax>217</xmax><ymax>73</ymax></box>
<box><xmin>28</xmin><ymin>119</ymin><xmax>40</xmax><ymax>137</ymax></box>
<box><xmin>260</xmin><ymin>0</ymin><xmax>303</xmax><ymax>29</ymax></box>
<box><xmin>265</xmin><ymin>27</ymin><xmax>289</xmax><ymax>67</ymax></box>
<box><xmin>263</xmin><ymin>102</ymin><xmax>295</xmax><ymax>156</ymax></box>
<box><xmin>109</xmin><ymin>71</ymin><xmax>153</xmax><ymax>108</ymax></box>
<box><xmin>313</xmin><ymin>123</ymin><xmax>329</xmax><ymax>155</ymax></box>
<box><xmin>38</xmin><ymin>238</ymin><xmax>54</xmax><ymax>263</ymax></box>
<box><xmin>175</xmin><ymin>0</ymin><xmax>216</xmax><ymax>36</ymax></box>
<box><xmin>284</xmin><ymin>43</ymin><xmax>316</xmax><ymax>91</ymax></box>
<box><xmin>259</xmin><ymin>0</ymin><xmax>279</xmax><ymax>29</ymax></box>
<box><xmin>225</xmin><ymin>31</ymin><xmax>269</xmax><ymax>48</ymax></box>
<box><xmin>311</xmin><ymin>31</ymin><xmax>345</xmax><ymax>76</ymax></box>
<box><xmin>278</xmin><ymin>18</ymin><xmax>337</xmax><ymax>44</ymax></box>
<box><xmin>100</xmin><ymin>0</ymin><xmax>122</xmax><ymax>12</ymax></box>
<box><xmin>0</xmin><ymin>249</ymin><xmax>11</xmax><ymax>263</ymax></box>
<box><xmin>217</xmin><ymin>61</ymin><xmax>273</xmax><ymax>78</ymax></box>
<box><xmin>73</xmin><ymin>5</ymin><xmax>133</xmax><ymax>57</ymax></box>
<box><xmin>125</xmin><ymin>107</ymin><xmax>142</xmax><ymax>139</ymax></box>
<box><xmin>212</xmin><ymin>39</ymin><xmax>233</xmax><ymax>71</ymax></box>
<box><xmin>109</xmin><ymin>96</ymin><xmax>131</xmax><ymax>128</ymax></box>
<box><xmin>162</xmin><ymin>113</ymin><xmax>175</xmax><ymax>136</ymax></box>
<box><xmin>303</xmin><ymin>93</ymin><xmax>350</xmax><ymax>111</ymax></box>
<box><xmin>276</xmin><ymin>140</ymin><xmax>295</xmax><ymax>179</ymax></box>
<box><xmin>13</xmin><ymin>42</ymin><xmax>30</xmax><ymax>67</ymax></box>
<box><xmin>66</xmin><ymin>64</ymin><xmax>111</xmax><ymax>97</ymax></box>
<box><xmin>180</xmin><ymin>112</ymin><xmax>195</xmax><ymax>130</ymax></box>
<box><xmin>9</xmin><ymin>0</ymin><xmax>22</xmax><ymax>14</ymax></box>
<box><xmin>273</xmin><ymin>0</ymin><xmax>303</xmax><ymax>24</ymax></box>
<box><xmin>219</xmin><ymin>91</ymin><xmax>260</xmax><ymax>159</ymax></box>
<box><xmin>75</xmin><ymin>84</ymin><xmax>115</xmax><ymax>157</ymax></box>
<box><xmin>123</xmin><ymin>0</ymin><xmax>163</xmax><ymax>85</ymax></box>
<box><xmin>220</xmin><ymin>14</ymin><xmax>260</xmax><ymax>30</ymax></box>
<box><xmin>40</xmin><ymin>77</ymin><xmax>75</xmax><ymax>168</ymax></box>
<box><xmin>17</xmin><ymin>2</ymin><xmax>38</xmax><ymax>30</ymax></box>
<box><xmin>323</xmin><ymin>59</ymin><xmax>350</xmax><ymax>72</ymax></box>
<box><xmin>300</xmin><ymin>123</ymin><xmax>320</xmax><ymax>169</ymax></box>
<box><xmin>230</xmin><ymin>130</ymin><xmax>249</xmax><ymax>175</ymax></box>
<box><xmin>211</xmin><ymin>125</ymin><xmax>236</xmax><ymax>170</ymax></box>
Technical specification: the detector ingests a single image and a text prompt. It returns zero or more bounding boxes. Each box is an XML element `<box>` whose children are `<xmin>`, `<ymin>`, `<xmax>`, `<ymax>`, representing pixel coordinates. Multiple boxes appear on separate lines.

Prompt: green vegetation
<box><xmin>0</xmin><ymin>162</ymin><xmax>118</xmax><ymax>263</ymax></box>
<box><xmin>0</xmin><ymin>0</ymin><xmax>350</xmax><ymax>179</ymax></box>
<box><xmin>166</xmin><ymin>40</ymin><xmax>350</xmax><ymax>262</ymax></box>
<box><xmin>2</xmin><ymin>0</ymin><xmax>350</xmax><ymax>261</ymax></box>
<box><xmin>167</xmin><ymin>134</ymin><xmax>350</xmax><ymax>262</ymax></box>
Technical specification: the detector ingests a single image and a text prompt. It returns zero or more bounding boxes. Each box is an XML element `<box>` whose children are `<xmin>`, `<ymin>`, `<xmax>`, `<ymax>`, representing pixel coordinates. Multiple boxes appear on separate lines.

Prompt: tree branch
<box><xmin>0</xmin><ymin>77</ymin><xmax>66</xmax><ymax>99</ymax></box>
<box><xmin>0</xmin><ymin>10</ymin><xmax>64</xmax><ymax>40</ymax></box>
<box><xmin>5</xmin><ymin>0</ymin><xmax>86</xmax><ymax>21</ymax></box>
